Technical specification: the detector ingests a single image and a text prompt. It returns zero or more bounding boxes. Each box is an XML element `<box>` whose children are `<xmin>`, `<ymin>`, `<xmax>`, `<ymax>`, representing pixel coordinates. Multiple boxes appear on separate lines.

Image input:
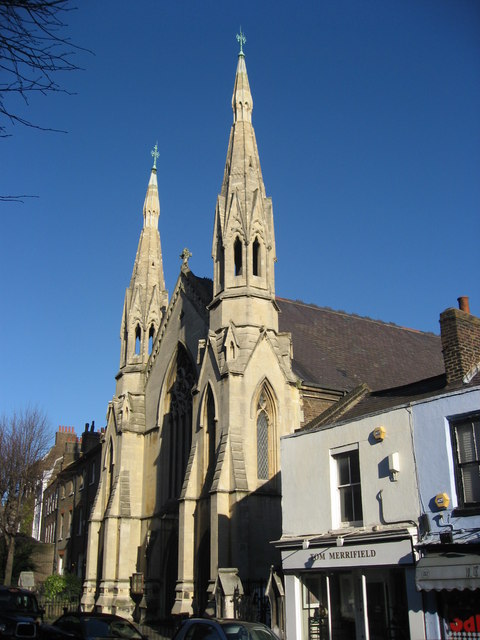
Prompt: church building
<box><xmin>81</xmin><ymin>41</ymin><xmax>444</xmax><ymax>624</ymax></box>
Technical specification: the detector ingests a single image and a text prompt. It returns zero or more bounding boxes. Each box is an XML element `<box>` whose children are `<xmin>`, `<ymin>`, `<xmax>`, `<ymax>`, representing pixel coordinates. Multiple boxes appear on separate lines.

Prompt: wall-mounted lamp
<box><xmin>336</xmin><ymin>536</ymin><xmax>344</xmax><ymax>547</ymax></box>
<box><xmin>388</xmin><ymin>452</ymin><xmax>400</xmax><ymax>481</ymax></box>
<box><xmin>373</xmin><ymin>426</ymin><xmax>386</xmax><ymax>441</ymax></box>
<box><xmin>302</xmin><ymin>539</ymin><xmax>310</xmax><ymax>550</ymax></box>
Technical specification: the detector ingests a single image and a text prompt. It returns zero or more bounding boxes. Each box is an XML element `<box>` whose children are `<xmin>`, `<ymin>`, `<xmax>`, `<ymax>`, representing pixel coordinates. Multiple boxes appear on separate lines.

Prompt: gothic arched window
<box><xmin>256</xmin><ymin>387</ymin><xmax>276</xmax><ymax>480</ymax></box>
<box><xmin>135</xmin><ymin>325</ymin><xmax>141</xmax><ymax>356</ymax></box>
<box><xmin>204</xmin><ymin>386</ymin><xmax>216</xmax><ymax>482</ymax></box>
<box><xmin>107</xmin><ymin>437</ymin><xmax>115</xmax><ymax>506</ymax></box>
<box><xmin>234</xmin><ymin>237</ymin><xmax>243</xmax><ymax>276</ymax></box>
<box><xmin>148</xmin><ymin>324</ymin><xmax>155</xmax><ymax>355</ymax></box>
<box><xmin>165</xmin><ymin>345</ymin><xmax>196</xmax><ymax>499</ymax></box>
<box><xmin>123</xmin><ymin>327</ymin><xmax>128</xmax><ymax>365</ymax></box>
<box><xmin>252</xmin><ymin>237</ymin><xmax>261</xmax><ymax>276</ymax></box>
<box><xmin>216</xmin><ymin>239</ymin><xmax>225</xmax><ymax>292</ymax></box>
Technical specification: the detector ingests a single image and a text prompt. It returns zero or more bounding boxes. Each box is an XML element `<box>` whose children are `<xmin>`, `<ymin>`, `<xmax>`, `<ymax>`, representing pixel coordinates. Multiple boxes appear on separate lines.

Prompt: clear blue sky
<box><xmin>1</xmin><ymin>0</ymin><xmax>479</xmax><ymax>442</ymax></box>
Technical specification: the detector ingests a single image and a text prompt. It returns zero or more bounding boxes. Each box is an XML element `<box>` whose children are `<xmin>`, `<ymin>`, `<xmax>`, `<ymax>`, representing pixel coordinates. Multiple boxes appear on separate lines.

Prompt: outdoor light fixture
<box><xmin>336</xmin><ymin>536</ymin><xmax>344</xmax><ymax>547</ymax></box>
<box><xmin>388</xmin><ymin>452</ymin><xmax>400</xmax><ymax>481</ymax></box>
<box><xmin>302</xmin><ymin>539</ymin><xmax>310</xmax><ymax>550</ymax></box>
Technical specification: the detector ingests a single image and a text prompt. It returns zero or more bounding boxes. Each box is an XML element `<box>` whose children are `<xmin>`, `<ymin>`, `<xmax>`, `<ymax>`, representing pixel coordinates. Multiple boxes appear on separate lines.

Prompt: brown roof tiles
<box><xmin>277</xmin><ymin>298</ymin><xmax>444</xmax><ymax>392</ymax></box>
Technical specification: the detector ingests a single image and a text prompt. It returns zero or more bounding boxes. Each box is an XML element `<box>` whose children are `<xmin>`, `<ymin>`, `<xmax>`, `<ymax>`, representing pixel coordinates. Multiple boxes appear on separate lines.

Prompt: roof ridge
<box><xmin>276</xmin><ymin>296</ymin><xmax>438</xmax><ymax>337</ymax></box>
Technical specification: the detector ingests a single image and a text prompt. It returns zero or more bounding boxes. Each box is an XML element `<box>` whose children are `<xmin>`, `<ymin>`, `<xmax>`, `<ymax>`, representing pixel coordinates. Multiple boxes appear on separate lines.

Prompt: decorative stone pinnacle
<box><xmin>151</xmin><ymin>142</ymin><xmax>159</xmax><ymax>169</ymax></box>
<box><xmin>236</xmin><ymin>28</ymin><xmax>246</xmax><ymax>55</ymax></box>
<box><xmin>180</xmin><ymin>248</ymin><xmax>192</xmax><ymax>266</ymax></box>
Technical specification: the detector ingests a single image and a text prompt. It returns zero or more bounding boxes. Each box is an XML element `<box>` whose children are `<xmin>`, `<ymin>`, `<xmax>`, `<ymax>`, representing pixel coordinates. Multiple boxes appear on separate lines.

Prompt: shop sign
<box><xmin>282</xmin><ymin>538</ymin><xmax>413</xmax><ymax>570</ymax></box>
<box><xmin>450</xmin><ymin>615</ymin><xmax>480</xmax><ymax>634</ymax></box>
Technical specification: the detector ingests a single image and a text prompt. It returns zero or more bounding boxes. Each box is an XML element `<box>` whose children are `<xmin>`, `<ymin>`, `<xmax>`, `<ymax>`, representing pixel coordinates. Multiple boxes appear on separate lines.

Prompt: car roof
<box><xmin>219</xmin><ymin>620</ymin><xmax>269</xmax><ymax>628</ymax></box>
<box><xmin>0</xmin><ymin>586</ymin><xmax>34</xmax><ymax>595</ymax></box>
<box><xmin>57</xmin><ymin>612</ymin><xmax>129</xmax><ymax>621</ymax></box>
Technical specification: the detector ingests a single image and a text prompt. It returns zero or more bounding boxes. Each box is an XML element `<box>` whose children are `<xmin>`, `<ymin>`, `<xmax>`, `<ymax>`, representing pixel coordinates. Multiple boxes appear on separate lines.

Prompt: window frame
<box><xmin>77</xmin><ymin>506</ymin><xmax>83</xmax><ymax>536</ymax></box>
<box><xmin>450</xmin><ymin>413</ymin><xmax>480</xmax><ymax>515</ymax></box>
<box><xmin>255</xmin><ymin>386</ymin><xmax>277</xmax><ymax>483</ymax></box>
<box><xmin>234</xmin><ymin>236</ymin><xmax>243</xmax><ymax>277</ymax></box>
<box><xmin>332</xmin><ymin>447</ymin><xmax>363</xmax><ymax>526</ymax></box>
<box><xmin>59</xmin><ymin>512</ymin><xmax>64</xmax><ymax>540</ymax></box>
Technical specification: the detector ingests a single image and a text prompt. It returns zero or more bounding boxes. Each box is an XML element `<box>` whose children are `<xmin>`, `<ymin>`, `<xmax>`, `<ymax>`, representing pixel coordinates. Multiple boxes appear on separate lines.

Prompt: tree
<box><xmin>0</xmin><ymin>407</ymin><xmax>50</xmax><ymax>585</ymax></box>
<box><xmin>0</xmin><ymin>0</ymin><xmax>83</xmax><ymax>139</ymax></box>
<box><xmin>43</xmin><ymin>572</ymin><xmax>81</xmax><ymax>600</ymax></box>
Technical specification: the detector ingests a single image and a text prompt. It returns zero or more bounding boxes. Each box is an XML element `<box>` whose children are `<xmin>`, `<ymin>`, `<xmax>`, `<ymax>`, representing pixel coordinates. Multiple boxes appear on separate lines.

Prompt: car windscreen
<box><xmin>221</xmin><ymin>623</ymin><xmax>277</xmax><ymax>640</ymax></box>
<box><xmin>0</xmin><ymin>592</ymin><xmax>38</xmax><ymax>613</ymax></box>
<box><xmin>83</xmin><ymin>617</ymin><xmax>143</xmax><ymax>638</ymax></box>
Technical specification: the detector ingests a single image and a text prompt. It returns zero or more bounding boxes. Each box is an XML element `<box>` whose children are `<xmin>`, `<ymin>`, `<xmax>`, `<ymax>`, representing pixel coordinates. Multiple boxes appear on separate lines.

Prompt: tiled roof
<box><xmin>184</xmin><ymin>270</ymin><xmax>213</xmax><ymax>305</ymax></box>
<box><xmin>277</xmin><ymin>298</ymin><xmax>444</xmax><ymax>392</ymax></box>
<box><xmin>301</xmin><ymin>372</ymin><xmax>480</xmax><ymax>432</ymax></box>
<box><xmin>184</xmin><ymin>271</ymin><xmax>445</xmax><ymax>393</ymax></box>
<box><xmin>302</xmin><ymin>375</ymin><xmax>448</xmax><ymax>431</ymax></box>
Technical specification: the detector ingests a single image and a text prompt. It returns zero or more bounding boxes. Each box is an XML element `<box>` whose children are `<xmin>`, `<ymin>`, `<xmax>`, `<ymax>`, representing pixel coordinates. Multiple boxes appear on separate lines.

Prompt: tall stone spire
<box><xmin>118</xmin><ymin>145</ymin><xmax>168</xmax><ymax>383</ymax></box>
<box><xmin>211</xmin><ymin>34</ymin><xmax>277</xmax><ymax>332</ymax></box>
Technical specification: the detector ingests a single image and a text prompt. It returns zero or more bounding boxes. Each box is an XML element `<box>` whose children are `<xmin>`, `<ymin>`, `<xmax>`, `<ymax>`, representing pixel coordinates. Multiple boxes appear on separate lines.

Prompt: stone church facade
<box><xmin>81</xmin><ymin>47</ymin><xmax>445</xmax><ymax>623</ymax></box>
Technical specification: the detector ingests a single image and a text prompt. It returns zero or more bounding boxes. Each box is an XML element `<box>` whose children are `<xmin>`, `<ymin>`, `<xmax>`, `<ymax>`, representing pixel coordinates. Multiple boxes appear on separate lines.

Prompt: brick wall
<box><xmin>440</xmin><ymin>306</ymin><xmax>480</xmax><ymax>384</ymax></box>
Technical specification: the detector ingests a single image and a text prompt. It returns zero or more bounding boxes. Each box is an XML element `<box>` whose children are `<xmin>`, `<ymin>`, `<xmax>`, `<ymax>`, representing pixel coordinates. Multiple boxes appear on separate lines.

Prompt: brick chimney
<box><xmin>440</xmin><ymin>297</ymin><xmax>480</xmax><ymax>384</ymax></box>
<box><xmin>81</xmin><ymin>420</ymin><xmax>101</xmax><ymax>453</ymax></box>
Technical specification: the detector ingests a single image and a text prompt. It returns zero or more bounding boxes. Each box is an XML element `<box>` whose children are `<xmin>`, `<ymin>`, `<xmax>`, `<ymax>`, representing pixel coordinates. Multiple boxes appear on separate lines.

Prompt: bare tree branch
<box><xmin>0</xmin><ymin>0</ymin><xmax>89</xmax><ymax>138</ymax></box>
<box><xmin>0</xmin><ymin>193</ymin><xmax>39</xmax><ymax>202</ymax></box>
<box><xmin>0</xmin><ymin>406</ymin><xmax>50</xmax><ymax>585</ymax></box>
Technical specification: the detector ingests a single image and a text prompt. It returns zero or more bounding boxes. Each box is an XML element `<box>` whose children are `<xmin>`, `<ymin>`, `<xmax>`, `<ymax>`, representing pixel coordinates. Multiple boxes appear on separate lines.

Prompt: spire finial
<box><xmin>236</xmin><ymin>28</ymin><xmax>246</xmax><ymax>56</ymax></box>
<box><xmin>151</xmin><ymin>142</ymin><xmax>159</xmax><ymax>170</ymax></box>
<box><xmin>180</xmin><ymin>247</ymin><xmax>192</xmax><ymax>265</ymax></box>
<box><xmin>180</xmin><ymin>247</ymin><xmax>192</xmax><ymax>272</ymax></box>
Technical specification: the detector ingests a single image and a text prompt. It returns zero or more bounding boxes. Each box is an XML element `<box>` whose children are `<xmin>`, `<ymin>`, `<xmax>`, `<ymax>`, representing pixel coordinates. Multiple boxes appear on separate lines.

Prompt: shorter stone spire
<box><xmin>118</xmin><ymin>145</ymin><xmax>168</xmax><ymax>376</ymax></box>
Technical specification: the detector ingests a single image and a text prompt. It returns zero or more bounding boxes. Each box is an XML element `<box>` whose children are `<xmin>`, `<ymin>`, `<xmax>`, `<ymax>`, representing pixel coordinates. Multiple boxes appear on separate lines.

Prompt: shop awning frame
<box><xmin>416</xmin><ymin>552</ymin><xmax>480</xmax><ymax>591</ymax></box>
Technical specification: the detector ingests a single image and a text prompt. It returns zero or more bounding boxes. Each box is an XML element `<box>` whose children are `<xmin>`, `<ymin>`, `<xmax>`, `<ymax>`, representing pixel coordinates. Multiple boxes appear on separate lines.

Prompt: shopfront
<box><xmin>281</xmin><ymin>535</ymin><xmax>425</xmax><ymax>640</ymax></box>
<box><xmin>416</xmin><ymin>550</ymin><xmax>480</xmax><ymax>639</ymax></box>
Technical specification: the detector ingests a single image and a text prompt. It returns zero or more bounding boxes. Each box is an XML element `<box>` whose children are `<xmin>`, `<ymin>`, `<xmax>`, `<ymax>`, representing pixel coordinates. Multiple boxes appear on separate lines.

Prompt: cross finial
<box><xmin>236</xmin><ymin>28</ymin><xmax>246</xmax><ymax>55</ymax></box>
<box><xmin>151</xmin><ymin>142</ymin><xmax>159</xmax><ymax>169</ymax></box>
<box><xmin>180</xmin><ymin>247</ymin><xmax>192</xmax><ymax>267</ymax></box>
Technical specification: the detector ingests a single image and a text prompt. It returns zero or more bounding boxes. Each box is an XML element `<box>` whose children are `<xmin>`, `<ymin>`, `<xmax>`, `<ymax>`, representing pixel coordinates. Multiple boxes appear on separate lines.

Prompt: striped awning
<box><xmin>416</xmin><ymin>552</ymin><xmax>480</xmax><ymax>591</ymax></box>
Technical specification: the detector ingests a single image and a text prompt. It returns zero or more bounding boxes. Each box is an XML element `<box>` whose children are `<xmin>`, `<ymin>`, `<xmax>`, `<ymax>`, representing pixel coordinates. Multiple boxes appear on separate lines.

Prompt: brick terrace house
<box><xmin>41</xmin><ymin>423</ymin><xmax>102</xmax><ymax>580</ymax></box>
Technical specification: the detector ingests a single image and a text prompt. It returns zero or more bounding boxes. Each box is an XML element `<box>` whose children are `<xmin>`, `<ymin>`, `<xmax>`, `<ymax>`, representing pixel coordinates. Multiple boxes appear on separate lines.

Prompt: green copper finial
<box><xmin>236</xmin><ymin>28</ymin><xmax>246</xmax><ymax>55</ymax></box>
<box><xmin>151</xmin><ymin>142</ymin><xmax>159</xmax><ymax>170</ymax></box>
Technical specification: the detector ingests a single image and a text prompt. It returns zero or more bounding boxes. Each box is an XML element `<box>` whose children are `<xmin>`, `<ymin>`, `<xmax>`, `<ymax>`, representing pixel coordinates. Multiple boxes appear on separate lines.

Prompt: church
<box><xmin>81</xmin><ymin>41</ymin><xmax>444</xmax><ymax>624</ymax></box>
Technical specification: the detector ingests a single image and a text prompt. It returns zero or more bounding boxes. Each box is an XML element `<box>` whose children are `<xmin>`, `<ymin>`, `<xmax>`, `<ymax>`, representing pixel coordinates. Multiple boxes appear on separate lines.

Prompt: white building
<box><xmin>278</xmin><ymin>298</ymin><xmax>480</xmax><ymax>640</ymax></box>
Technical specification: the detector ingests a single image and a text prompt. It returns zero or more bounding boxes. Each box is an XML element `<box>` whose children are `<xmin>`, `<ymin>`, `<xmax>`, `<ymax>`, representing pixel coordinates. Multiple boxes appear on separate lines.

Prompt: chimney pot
<box><xmin>458</xmin><ymin>296</ymin><xmax>470</xmax><ymax>314</ymax></box>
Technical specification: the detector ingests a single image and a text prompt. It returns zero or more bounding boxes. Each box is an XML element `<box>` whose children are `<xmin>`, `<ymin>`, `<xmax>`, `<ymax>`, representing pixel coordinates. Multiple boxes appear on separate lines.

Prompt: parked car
<box><xmin>0</xmin><ymin>585</ymin><xmax>43</xmax><ymax>639</ymax></box>
<box><xmin>41</xmin><ymin>612</ymin><xmax>147</xmax><ymax>639</ymax></box>
<box><xmin>172</xmin><ymin>618</ymin><xmax>280</xmax><ymax>640</ymax></box>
